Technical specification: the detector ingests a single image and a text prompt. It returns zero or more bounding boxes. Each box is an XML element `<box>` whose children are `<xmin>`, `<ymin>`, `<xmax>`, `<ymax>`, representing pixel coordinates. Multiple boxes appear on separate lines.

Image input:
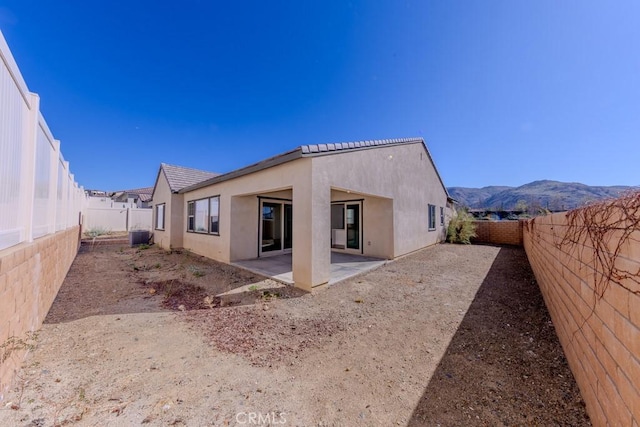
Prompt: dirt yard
<box><xmin>0</xmin><ymin>243</ymin><xmax>589</xmax><ymax>426</ymax></box>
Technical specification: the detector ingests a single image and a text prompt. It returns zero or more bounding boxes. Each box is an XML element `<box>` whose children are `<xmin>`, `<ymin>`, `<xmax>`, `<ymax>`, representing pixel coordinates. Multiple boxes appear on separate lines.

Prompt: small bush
<box><xmin>447</xmin><ymin>211</ymin><xmax>477</xmax><ymax>244</ymax></box>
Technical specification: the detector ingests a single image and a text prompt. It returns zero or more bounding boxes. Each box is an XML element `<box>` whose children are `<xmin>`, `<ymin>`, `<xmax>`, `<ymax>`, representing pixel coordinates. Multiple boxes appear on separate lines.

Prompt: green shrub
<box><xmin>447</xmin><ymin>211</ymin><xmax>477</xmax><ymax>244</ymax></box>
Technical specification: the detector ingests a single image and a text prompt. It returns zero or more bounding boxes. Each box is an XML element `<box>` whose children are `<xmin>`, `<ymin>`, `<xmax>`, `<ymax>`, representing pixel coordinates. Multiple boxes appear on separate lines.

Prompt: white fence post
<box><xmin>21</xmin><ymin>93</ymin><xmax>39</xmax><ymax>243</ymax></box>
<box><xmin>48</xmin><ymin>139</ymin><xmax>60</xmax><ymax>235</ymax></box>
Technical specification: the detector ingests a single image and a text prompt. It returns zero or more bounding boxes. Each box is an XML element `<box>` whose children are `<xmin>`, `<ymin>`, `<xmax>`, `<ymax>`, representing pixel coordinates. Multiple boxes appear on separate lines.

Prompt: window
<box><xmin>155</xmin><ymin>203</ymin><xmax>165</xmax><ymax>230</ymax></box>
<box><xmin>210</xmin><ymin>197</ymin><xmax>219</xmax><ymax>234</ymax></box>
<box><xmin>440</xmin><ymin>207</ymin><xmax>445</xmax><ymax>226</ymax></box>
<box><xmin>187</xmin><ymin>201</ymin><xmax>195</xmax><ymax>231</ymax></box>
<box><xmin>428</xmin><ymin>204</ymin><xmax>436</xmax><ymax>230</ymax></box>
<box><xmin>194</xmin><ymin>199</ymin><xmax>208</xmax><ymax>232</ymax></box>
<box><xmin>187</xmin><ymin>196</ymin><xmax>220</xmax><ymax>235</ymax></box>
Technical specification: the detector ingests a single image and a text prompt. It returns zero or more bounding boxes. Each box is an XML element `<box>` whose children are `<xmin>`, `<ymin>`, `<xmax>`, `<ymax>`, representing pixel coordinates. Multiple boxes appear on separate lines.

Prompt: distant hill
<box><xmin>447</xmin><ymin>180</ymin><xmax>636</xmax><ymax>211</ymax></box>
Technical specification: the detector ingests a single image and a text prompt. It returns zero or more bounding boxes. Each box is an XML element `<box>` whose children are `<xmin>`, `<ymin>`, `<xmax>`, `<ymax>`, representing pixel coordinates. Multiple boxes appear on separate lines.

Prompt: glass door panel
<box><xmin>261</xmin><ymin>202</ymin><xmax>281</xmax><ymax>252</ymax></box>
<box><xmin>331</xmin><ymin>204</ymin><xmax>346</xmax><ymax>249</ymax></box>
<box><xmin>283</xmin><ymin>204</ymin><xmax>293</xmax><ymax>250</ymax></box>
<box><xmin>346</xmin><ymin>204</ymin><xmax>360</xmax><ymax>250</ymax></box>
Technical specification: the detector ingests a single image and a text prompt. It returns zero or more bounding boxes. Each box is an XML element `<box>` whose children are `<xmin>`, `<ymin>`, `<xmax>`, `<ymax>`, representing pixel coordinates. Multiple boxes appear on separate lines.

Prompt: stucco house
<box><xmin>151</xmin><ymin>137</ymin><xmax>452</xmax><ymax>290</ymax></box>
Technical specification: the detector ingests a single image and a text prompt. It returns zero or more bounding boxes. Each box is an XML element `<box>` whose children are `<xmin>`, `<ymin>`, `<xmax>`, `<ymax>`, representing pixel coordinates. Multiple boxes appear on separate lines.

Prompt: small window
<box><xmin>187</xmin><ymin>196</ymin><xmax>220</xmax><ymax>235</ymax></box>
<box><xmin>428</xmin><ymin>204</ymin><xmax>436</xmax><ymax>231</ymax></box>
<box><xmin>187</xmin><ymin>201</ymin><xmax>195</xmax><ymax>232</ymax></box>
<box><xmin>155</xmin><ymin>203</ymin><xmax>165</xmax><ymax>230</ymax></box>
<box><xmin>440</xmin><ymin>207</ymin><xmax>445</xmax><ymax>226</ymax></box>
<box><xmin>210</xmin><ymin>196</ymin><xmax>220</xmax><ymax>234</ymax></box>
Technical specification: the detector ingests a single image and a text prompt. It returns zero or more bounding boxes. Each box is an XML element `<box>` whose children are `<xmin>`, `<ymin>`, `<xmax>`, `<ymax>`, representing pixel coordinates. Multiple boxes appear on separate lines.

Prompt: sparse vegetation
<box><xmin>261</xmin><ymin>290</ymin><xmax>280</xmax><ymax>301</ymax></box>
<box><xmin>187</xmin><ymin>265</ymin><xmax>206</xmax><ymax>277</ymax></box>
<box><xmin>248</xmin><ymin>285</ymin><xmax>259</xmax><ymax>291</ymax></box>
<box><xmin>447</xmin><ymin>210</ymin><xmax>477</xmax><ymax>244</ymax></box>
<box><xmin>84</xmin><ymin>227</ymin><xmax>111</xmax><ymax>239</ymax></box>
<box><xmin>0</xmin><ymin>332</ymin><xmax>39</xmax><ymax>364</ymax></box>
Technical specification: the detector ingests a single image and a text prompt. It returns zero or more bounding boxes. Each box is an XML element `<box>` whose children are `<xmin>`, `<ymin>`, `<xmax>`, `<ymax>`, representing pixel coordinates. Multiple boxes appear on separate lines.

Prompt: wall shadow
<box><xmin>407</xmin><ymin>246</ymin><xmax>590</xmax><ymax>426</ymax></box>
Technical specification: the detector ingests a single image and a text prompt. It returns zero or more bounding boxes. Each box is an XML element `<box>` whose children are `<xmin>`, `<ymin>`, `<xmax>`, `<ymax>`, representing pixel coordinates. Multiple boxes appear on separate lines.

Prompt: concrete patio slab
<box><xmin>232</xmin><ymin>252</ymin><xmax>387</xmax><ymax>286</ymax></box>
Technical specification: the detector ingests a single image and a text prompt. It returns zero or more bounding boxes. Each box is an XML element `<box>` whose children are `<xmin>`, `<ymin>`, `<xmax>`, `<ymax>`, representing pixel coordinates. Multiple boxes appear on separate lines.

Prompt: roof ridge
<box><xmin>161</xmin><ymin>162</ymin><xmax>219</xmax><ymax>174</ymax></box>
<box><xmin>299</xmin><ymin>137</ymin><xmax>424</xmax><ymax>154</ymax></box>
<box><xmin>161</xmin><ymin>163</ymin><xmax>220</xmax><ymax>192</ymax></box>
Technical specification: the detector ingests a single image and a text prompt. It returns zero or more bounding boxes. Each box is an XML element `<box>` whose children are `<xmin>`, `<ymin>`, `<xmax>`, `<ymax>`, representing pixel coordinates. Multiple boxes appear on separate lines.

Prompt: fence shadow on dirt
<box><xmin>406</xmin><ymin>246</ymin><xmax>590</xmax><ymax>426</ymax></box>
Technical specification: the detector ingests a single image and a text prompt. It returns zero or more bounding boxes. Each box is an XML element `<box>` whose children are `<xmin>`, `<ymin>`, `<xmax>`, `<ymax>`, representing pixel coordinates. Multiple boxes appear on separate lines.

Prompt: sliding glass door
<box><xmin>331</xmin><ymin>201</ymin><xmax>362</xmax><ymax>252</ymax></box>
<box><xmin>259</xmin><ymin>200</ymin><xmax>292</xmax><ymax>256</ymax></box>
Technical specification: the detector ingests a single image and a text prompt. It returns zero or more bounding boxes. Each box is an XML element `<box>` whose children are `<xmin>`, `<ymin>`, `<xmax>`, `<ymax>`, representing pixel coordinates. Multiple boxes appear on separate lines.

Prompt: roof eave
<box><xmin>179</xmin><ymin>148</ymin><xmax>303</xmax><ymax>193</ymax></box>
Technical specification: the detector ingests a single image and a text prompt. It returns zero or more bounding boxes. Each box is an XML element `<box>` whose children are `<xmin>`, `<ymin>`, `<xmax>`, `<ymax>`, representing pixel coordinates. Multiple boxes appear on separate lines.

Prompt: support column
<box><xmin>292</xmin><ymin>166</ymin><xmax>331</xmax><ymax>291</ymax></box>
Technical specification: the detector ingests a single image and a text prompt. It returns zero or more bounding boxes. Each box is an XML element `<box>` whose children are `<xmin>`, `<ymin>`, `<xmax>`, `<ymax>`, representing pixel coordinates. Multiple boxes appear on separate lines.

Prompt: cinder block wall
<box><xmin>523</xmin><ymin>212</ymin><xmax>640</xmax><ymax>426</ymax></box>
<box><xmin>0</xmin><ymin>227</ymin><xmax>79</xmax><ymax>398</ymax></box>
<box><xmin>472</xmin><ymin>220</ymin><xmax>523</xmax><ymax>246</ymax></box>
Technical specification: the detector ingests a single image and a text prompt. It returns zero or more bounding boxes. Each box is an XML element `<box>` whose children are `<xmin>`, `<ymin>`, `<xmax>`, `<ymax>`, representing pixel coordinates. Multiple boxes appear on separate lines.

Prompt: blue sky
<box><xmin>1</xmin><ymin>1</ymin><xmax>638</xmax><ymax>190</ymax></box>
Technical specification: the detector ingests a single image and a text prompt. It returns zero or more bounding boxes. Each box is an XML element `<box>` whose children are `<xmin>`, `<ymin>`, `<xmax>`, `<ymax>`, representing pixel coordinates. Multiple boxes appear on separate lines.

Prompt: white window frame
<box><xmin>428</xmin><ymin>204</ymin><xmax>436</xmax><ymax>231</ymax></box>
<box><xmin>187</xmin><ymin>195</ymin><xmax>220</xmax><ymax>235</ymax></box>
<box><xmin>155</xmin><ymin>203</ymin><xmax>165</xmax><ymax>230</ymax></box>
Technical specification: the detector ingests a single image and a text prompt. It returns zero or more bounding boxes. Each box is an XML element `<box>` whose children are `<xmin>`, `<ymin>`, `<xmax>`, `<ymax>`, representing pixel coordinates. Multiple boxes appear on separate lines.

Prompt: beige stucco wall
<box><xmin>169</xmin><ymin>193</ymin><xmax>185</xmax><ymax>249</ymax></box>
<box><xmin>314</xmin><ymin>142</ymin><xmax>448</xmax><ymax>257</ymax></box>
<box><xmin>331</xmin><ymin>189</ymin><xmax>394</xmax><ymax>259</ymax></box>
<box><xmin>151</xmin><ymin>172</ymin><xmax>185</xmax><ymax>250</ymax></box>
<box><xmin>180</xmin><ymin>159</ymin><xmax>311</xmax><ymax>268</ymax></box>
<box><xmin>229</xmin><ymin>189</ymin><xmax>293</xmax><ymax>261</ymax></box>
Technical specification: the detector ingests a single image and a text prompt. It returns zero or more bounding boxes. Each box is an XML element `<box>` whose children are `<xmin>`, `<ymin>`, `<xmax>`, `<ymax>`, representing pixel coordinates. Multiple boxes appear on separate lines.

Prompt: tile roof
<box><xmin>138</xmin><ymin>192</ymin><xmax>153</xmax><ymax>202</ymax></box>
<box><xmin>161</xmin><ymin>163</ymin><xmax>220</xmax><ymax>193</ymax></box>
<box><xmin>179</xmin><ymin>137</ymin><xmax>432</xmax><ymax>193</ymax></box>
<box><xmin>300</xmin><ymin>137</ymin><xmax>423</xmax><ymax>155</ymax></box>
<box><xmin>125</xmin><ymin>186</ymin><xmax>154</xmax><ymax>195</ymax></box>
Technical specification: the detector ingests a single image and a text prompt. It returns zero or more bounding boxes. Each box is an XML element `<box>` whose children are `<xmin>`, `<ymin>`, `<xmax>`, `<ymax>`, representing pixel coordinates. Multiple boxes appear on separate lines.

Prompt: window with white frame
<box><xmin>428</xmin><ymin>204</ymin><xmax>436</xmax><ymax>230</ymax></box>
<box><xmin>155</xmin><ymin>203</ymin><xmax>165</xmax><ymax>230</ymax></box>
<box><xmin>187</xmin><ymin>200</ymin><xmax>195</xmax><ymax>231</ymax></box>
<box><xmin>187</xmin><ymin>196</ymin><xmax>220</xmax><ymax>235</ymax></box>
<box><xmin>209</xmin><ymin>197</ymin><xmax>219</xmax><ymax>234</ymax></box>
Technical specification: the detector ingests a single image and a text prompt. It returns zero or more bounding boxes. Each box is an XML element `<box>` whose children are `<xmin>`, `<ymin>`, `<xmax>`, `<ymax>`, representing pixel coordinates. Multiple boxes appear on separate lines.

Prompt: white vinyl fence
<box><xmin>0</xmin><ymin>30</ymin><xmax>85</xmax><ymax>251</ymax></box>
<box><xmin>84</xmin><ymin>207</ymin><xmax>152</xmax><ymax>233</ymax></box>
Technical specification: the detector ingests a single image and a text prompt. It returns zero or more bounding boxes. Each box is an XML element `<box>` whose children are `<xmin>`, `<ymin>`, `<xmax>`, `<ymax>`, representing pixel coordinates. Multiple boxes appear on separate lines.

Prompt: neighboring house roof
<box><xmin>180</xmin><ymin>137</ymin><xmax>449</xmax><ymax>197</ymax></box>
<box><xmin>124</xmin><ymin>186</ymin><xmax>154</xmax><ymax>202</ymax></box>
<box><xmin>125</xmin><ymin>186</ymin><xmax>154</xmax><ymax>195</ymax></box>
<box><xmin>110</xmin><ymin>186</ymin><xmax>154</xmax><ymax>202</ymax></box>
<box><xmin>138</xmin><ymin>192</ymin><xmax>153</xmax><ymax>203</ymax></box>
<box><xmin>159</xmin><ymin>163</ymin><xmax>220</xmax><ymax>193</ymax></box>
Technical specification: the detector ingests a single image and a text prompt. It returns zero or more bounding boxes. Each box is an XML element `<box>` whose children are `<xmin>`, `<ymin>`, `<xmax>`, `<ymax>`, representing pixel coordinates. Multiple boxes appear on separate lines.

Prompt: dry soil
<box><xmin>0</xmin><ymin>243</ymin><xmax>589</xmax><ymax>426</ymax></box>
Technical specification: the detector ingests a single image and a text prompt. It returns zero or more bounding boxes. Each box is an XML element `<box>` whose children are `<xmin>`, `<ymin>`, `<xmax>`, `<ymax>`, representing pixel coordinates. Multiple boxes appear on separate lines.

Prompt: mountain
<box><xmin>447</xmin><ymin>180</ymin><xmax>636</xmax><ymax>211</ymax></box>
<box><xmin>447</xmin><ymin>186</ymin><xmax>512</xmax><ymax>208</ymax></box>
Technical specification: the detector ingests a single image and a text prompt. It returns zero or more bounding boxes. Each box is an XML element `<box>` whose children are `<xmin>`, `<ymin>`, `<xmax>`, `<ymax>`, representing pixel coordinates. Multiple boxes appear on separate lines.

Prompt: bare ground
<box><xmin>0</xmin><ymin>243</ymin><xmax>589</xmax><ymax>426</ymax></box>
